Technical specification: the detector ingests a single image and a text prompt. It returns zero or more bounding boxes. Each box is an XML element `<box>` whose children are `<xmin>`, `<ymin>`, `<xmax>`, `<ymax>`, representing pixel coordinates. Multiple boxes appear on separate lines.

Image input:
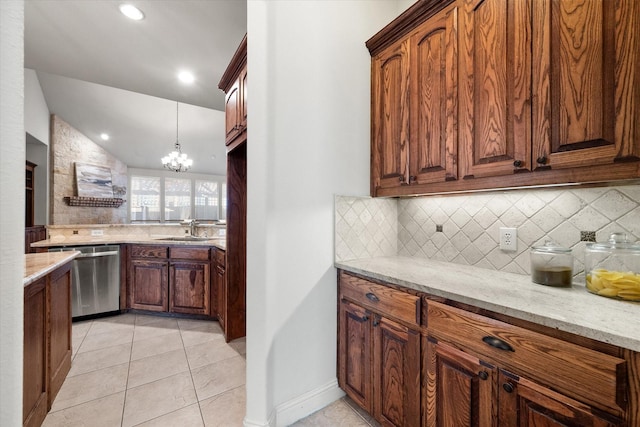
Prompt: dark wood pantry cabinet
<box><xmin>338</xmin><ymin>272</ymin><xmax>421</xmax><ymax>427</ymax></box>
<box><xmin>336</xmin><ymin>269</ymin><xmax>640</xmax><ymax>427</ymax></box>
<box><xmin>368</xmin><ymin>0</ymin><xmax>640</xmax><ymax>197</ymax></box>
<box><xmin>218</xmin><ymin>34</ymin><xmax>247</xmax><ymax>342</ymax></box>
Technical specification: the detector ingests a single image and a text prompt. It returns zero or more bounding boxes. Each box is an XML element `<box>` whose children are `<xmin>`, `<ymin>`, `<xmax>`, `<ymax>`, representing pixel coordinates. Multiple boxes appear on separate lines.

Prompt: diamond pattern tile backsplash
<box><xmin>335</xmin><ymin>184</ymin><xmax>640</xmax><ymax>282</ymax></box>
<box><xmin>335</xmin><ymin>195</ymin><xmax>397</xmax><ymax>262</ymax></box>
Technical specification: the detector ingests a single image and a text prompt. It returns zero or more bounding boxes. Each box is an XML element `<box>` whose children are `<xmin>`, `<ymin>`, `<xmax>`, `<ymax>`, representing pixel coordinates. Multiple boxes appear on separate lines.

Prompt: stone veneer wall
<box><xmin>335</xmin><ymin>184</ymin><xmax>640</xmax><ymax>282</ymax></box>
<box><xmin>50</xmin><ymin>115</ymin><xmax>128</xmax><ymax>224</ymax></box>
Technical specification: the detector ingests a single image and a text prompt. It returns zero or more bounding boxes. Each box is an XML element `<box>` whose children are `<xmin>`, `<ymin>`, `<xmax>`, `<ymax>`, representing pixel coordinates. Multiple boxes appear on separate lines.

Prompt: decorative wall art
<box><xmin>75</xmin><ymin>163</ymin><xmax>114</xmax><ymax>198</ymax></box>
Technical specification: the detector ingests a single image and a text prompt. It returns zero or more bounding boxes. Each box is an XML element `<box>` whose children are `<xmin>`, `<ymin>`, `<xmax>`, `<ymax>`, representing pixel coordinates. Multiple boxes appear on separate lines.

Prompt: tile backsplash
<box><xmin>335</xmin><ymin>184</ymin><xmax>640</xmax><ymax>282</ymax></box>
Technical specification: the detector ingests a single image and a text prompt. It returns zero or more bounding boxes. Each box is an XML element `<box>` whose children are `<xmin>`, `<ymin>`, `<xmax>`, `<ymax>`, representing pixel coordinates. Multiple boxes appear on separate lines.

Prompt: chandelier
<box><xmin>161</xmin><ymin>102</ymin><xmax>193</xmax><ymax>172</ymax></box>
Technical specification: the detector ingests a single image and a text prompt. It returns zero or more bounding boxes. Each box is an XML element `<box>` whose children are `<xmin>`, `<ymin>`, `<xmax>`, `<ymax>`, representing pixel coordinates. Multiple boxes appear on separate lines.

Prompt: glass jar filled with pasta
<box><xmin>585</xmin><ymin>233</ymin><xmax>640</xmax><ymax>301</ymax></box>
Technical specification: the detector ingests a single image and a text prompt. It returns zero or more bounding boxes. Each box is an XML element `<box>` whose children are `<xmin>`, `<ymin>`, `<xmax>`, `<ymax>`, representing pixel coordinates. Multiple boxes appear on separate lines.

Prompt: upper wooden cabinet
<box><xmin>371</xmin><ymin>5</ymin><xmax>458</xmax><ymax>193</ymax></box>
<box><xmin>219</xmin><ymin>34</ymin><xmax>247</xmax><ymax>150</ymax></box>
<box><xmin>531</xmin><ymin>0</ymin><xmax>640</xmax><ymax>171</ymax></box>
<box><xmin>371</xmin><ymin>37</ymin><xmax>410</xmax><ymax>192</ymax></box>
<box><xmin>458</xmin><ymin>0</ymin><xmax>531</xmax><ymax>179</ymax></box>
<box><xmin>368</xmin><ymin>0</ymin><xmax>640</xmax><ymax>197</ymax></box>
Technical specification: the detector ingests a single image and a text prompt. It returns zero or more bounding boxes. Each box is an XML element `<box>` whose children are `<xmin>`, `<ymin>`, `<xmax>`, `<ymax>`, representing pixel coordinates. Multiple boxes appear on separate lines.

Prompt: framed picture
<box><xmin>75</xmin><ymin>163</ymin><xmax>114</xmax><ymax>198</ymax></box>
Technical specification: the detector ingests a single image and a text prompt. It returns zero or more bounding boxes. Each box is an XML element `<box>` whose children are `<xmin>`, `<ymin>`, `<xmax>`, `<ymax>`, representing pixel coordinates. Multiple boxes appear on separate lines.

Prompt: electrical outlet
<box><xmin>91</xmin><ymin>229</ymin><xmax>104</xmax><ymax>236</ymax></box>
<box><xmin>500</xmin><ymin>227</ymin><xmax>517</xmax><ymax>251</ymax></box>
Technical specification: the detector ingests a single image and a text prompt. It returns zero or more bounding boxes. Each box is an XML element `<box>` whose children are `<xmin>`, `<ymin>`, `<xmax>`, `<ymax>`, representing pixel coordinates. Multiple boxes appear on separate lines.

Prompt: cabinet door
<box><xmin>169</xmin><ymin>261</ymin><xmax>210</xmax><ymax>315</ymax></box>
<box><xmin>532</xmin><ymin>0</ymin><xmax>640</xmax><ymax>171</ymax></box>
<box><xmin>410</xmin><ymin>5</ymin><xmax>459</xmax><ymax>185</ymax></box>
<box><xmin>498</xmin><ymin>370</ymin><xmax>623</xmax><ymax>427</ymax></box>
<box><xmin>48</xmin><ymin>265</ymin><xmax>72</xmax><ymax>408</ymax></box>
<box><xmin>225</xmin><ymin>78</ymin><xmax>242</xmax><ymax>144</ymax></box>
<box><xmin>458</xmin><ymin>0</ymin><xmax>531</xmax><ymax>179</ymax></box>
<box><xmin>338</xmin><ymin>300</ymin><xmax>373</xmax><ymax>412</ymax></box>
<box><xmin>425</xmin><ymin>338</ymin><xmax>496</xmax><ymax>427</ymax></box>
<box><xmin>371</xmin><ymin>38</ymin><xmax>410</xmax><ymax>193</ymax></box>
<box><xmin>240</xmin><ymin>66</ymin><xmax>247</xmax><ymax>129</ymax></box>
<box><xmin>23</xmin><ymin>278</ymin><xmax>48</xmax><ymax>427</ymax></box>
<box><xmin>372</xmin><ymin>315</ymin><xmax>420</xmax><ymax>427</ymax></box>
<box><xmin>130</xmin><ymin>259</ymin><xmax>168</xmax><ymax>312</ymax></box>
<box><xmin>215</xmin><ymin>265</ymin><xmax>226</xmax><ymax>327</ymax></box>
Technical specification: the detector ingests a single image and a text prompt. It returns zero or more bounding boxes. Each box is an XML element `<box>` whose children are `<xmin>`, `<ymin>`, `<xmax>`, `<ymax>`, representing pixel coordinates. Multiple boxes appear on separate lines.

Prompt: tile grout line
<box><xmin>178</xmin><ymin>319</ymin><xmax>208</xmax><ymax>426</ymax></box>
<box><xmin>119</xmin><ymin>316</ymin><xmax>137</xmax><ymax>427</ymax></box>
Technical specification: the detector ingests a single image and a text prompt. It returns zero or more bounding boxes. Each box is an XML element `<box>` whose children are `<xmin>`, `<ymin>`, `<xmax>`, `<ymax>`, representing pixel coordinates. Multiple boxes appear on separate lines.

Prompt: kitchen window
<box><xmin>129</xmin><ymin>171</ymin><xmax>225</xmax><ymax>222</ymax></box>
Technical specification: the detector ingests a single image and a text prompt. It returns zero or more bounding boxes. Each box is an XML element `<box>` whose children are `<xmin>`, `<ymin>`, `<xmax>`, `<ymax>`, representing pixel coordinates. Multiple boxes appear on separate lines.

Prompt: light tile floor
<box><xmin>43</xmin><ymin>313</ymin><xmax>377</xmax><ymax>427</ymax></box>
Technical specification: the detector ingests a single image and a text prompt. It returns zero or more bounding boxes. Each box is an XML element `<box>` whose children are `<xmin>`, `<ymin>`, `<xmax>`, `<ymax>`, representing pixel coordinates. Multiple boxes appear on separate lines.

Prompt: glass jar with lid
<box><xmin>530</xmin><ymin>241</ymin><xmax>573</xmax><ymax>287</ymax></box>
<box><xmin>585</xmin><ymin>232</ymin><xmax>640</xmax><ymax>301</ymax></box>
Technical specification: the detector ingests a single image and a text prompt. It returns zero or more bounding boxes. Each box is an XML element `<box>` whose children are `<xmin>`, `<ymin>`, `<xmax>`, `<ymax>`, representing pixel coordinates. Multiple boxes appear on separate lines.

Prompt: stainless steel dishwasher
<box><xmin>49</xmin><ymin>245</ymin><xmax>120</xmax><ymax>319</ymax></box>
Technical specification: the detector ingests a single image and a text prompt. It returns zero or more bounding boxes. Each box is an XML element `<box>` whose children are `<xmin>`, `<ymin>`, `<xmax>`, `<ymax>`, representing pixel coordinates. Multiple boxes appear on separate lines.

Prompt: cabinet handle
<box><xmin>478</xmin><ymin>371</ymin><xmax>488</xmax><ymax>380</ymax></box>
<box><xmin>513</xmin><ymin>160</ymin><xmax>523</xmax><ymax>168</ymax></box>
<box><xmin>399</xmin><ymin>176</ymin><xmax>405</xmax><ymax>183</ymax></box>
<box><xmin>482</xmin><ymin>336</ymin><xmax>514</xmax><ymax>352</ymax></box>
<box><xmin>536</xmin><ymin>156</ymin><xmax>547</xmax><ymax>165</ymax></box>
<box><xmin>503</xmin><ymin>382</ymin><xmax>515</xmax><ymax>393</ymax></box>
<box><xmin>409</xmin><ymin>175</ymin><xmax>417</xmax><ymax>184</ymax></box>
<box><xmin>373</xmin><ymin>318</ymin><xmax>380</xmax><ymax>327</ymax></box>
<box><xmin>361</xmin><ymin>315</ymin><xmax>369</xmax><ymax>322</ymax></box>
<box><xmin>365</xmin><ymin>292</ymin><xmax>379</xmax><ymax>302</ymax></box>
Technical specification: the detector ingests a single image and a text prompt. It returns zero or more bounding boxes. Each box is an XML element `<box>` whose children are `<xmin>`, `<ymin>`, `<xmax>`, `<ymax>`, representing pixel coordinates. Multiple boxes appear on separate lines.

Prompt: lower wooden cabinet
<box><xmin>338</xmin><ymin>272</ymin><xmax>421</xmax><ymax>427</ymax></box>
<box><xmin>337</xmin><ymin>270</ymin><xmax>639</xmax><ymax>427</ymax></box>
<box><xmin>23</xmin><ymin>261</ymin><xmax>72</xmax><ymax>427</ymax></box>
<box><xmin>130</xmin><ymin>259</ymin><xmax>169</xmax><ymax>312</ymax></box>
<box><xmin>128</xmin><ymin>244</ymin><xmax>211</xmax><ymax>316</ymax></box>
<box><xmin>23</xmin><ymin>278</ymin><xmax>48</xmax><ymax>427</ymax></box>
<box><xmin>48</xmin><ymin>265</ymin><xmax>72</xmax><ymax>408</ymax></box>
<box><xmin>212</xmin><ymin>247</ymin><xmax>226</xmax><ymax>329</ymax></box>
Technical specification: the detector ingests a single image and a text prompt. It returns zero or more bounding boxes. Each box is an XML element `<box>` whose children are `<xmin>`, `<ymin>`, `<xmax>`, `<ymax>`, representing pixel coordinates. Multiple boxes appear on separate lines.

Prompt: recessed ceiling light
<box><xmin>178</xmin><ymin>71</ymin><xmax>195</xmax><ymax>84</ymax></box>
<box><xmin>100</xmin><ymin>133</ymin><xmax>110</xmax><ymax>141</ymax></box>
<box><xmin>119</xmin><ymin>4</ymin><xmax>145</xmax><ymax>21</ymax></box>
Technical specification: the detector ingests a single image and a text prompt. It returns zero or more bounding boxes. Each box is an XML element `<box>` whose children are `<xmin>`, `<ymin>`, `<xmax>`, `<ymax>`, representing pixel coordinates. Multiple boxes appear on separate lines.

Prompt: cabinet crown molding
<box><xmin>218</xmin><ymin>34</ymin><xmax>247</xmax><ymax>92</ymax></box>
<box><xmin>366</xmin><ymin>0</ymin><xmax>454</xmax><ymax>56</ymax></box>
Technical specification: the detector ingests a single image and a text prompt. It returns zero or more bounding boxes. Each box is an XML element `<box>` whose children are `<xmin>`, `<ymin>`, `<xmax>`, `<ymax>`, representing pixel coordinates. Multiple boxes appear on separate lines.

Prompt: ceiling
<box><xmin>24</xmin><ymin>0</ymin><xmax>247</xmax><ymax>175</ymax></box>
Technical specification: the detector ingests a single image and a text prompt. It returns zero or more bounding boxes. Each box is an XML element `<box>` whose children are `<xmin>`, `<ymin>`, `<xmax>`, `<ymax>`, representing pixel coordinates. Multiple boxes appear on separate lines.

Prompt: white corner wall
<box><xmin>25</xmin><ymin>69</ymin><xmax>50</xmax><ymax>146</ymax></box>
<box><xmin>0</xmin><ymin>1</ymin><xmax>25</xmax><ymax>426</ymax></box>
<box><xmin>246</xmin><ymin>1</ymin><xmax>399</xmax><ymax>425</ymax></box>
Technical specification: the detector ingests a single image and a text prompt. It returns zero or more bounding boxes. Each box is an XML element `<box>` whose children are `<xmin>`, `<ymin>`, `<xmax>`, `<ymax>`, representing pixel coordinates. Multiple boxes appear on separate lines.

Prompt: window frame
<box><xmin>128</xmin><ymin>168</ymin><xmax>226</xmax><ymax>223</ymax></box>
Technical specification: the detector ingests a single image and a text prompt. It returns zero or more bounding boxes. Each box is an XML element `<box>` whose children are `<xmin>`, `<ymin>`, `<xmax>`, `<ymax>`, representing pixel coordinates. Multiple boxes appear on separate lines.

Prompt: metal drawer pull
<box><xmin>503</xmin><ymin>382</ymin><xmax>515</xmax><ymax>393</ymax></box>
<box><xmin>365</xmin><ymin>292</ymin><xmax>379</xmax><ymax>302</ymax></box>
<box><xmin>478</xmin><ymin>371</ymin><xmax>488</xmax><ymax>380</ymax></box>
<box><xmin>482</xmin><ymin>336</ymin><xmax>514</xmax><ymax>352</ymax></box>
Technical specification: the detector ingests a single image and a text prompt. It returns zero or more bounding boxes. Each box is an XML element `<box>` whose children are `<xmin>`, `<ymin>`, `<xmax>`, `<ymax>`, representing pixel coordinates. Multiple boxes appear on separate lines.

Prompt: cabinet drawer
<box><xmin>213</xmin><ymin>248</ymin><xmax>225</xmax><ymax>266</ymax></box>
<box><xmin>170</xmin><ymin>247</ymin><xmax>210</xmax><ymax>261</ymax></box>
<box><xmin>427</xmin><ymin>301</ymin><xmax>627</xmax><ymax>413</ymax></box>
<box><xmin>339</xmin><ymin>272</ymin><xmax>420</xmax><ymax>328</ymax></box>
<box><xmin>131</xmin><ymin>245</ymin><xmax>168</xmax><ymax>259</ymax></box>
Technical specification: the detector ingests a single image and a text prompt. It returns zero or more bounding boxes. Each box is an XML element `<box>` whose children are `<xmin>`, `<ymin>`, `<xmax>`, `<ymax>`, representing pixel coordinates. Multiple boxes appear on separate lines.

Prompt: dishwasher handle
<box><xmin>75</xmin><ymin>250</ymin><xmax>119</xmax><ymax>259</ymax></box>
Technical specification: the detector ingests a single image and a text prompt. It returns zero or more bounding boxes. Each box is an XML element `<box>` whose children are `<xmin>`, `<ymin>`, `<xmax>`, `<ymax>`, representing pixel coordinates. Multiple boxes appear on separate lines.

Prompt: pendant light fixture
<box><xmin>161</xmin><ymin>102</ymin><xmax>193</xmax><ymax>172</ymax></box>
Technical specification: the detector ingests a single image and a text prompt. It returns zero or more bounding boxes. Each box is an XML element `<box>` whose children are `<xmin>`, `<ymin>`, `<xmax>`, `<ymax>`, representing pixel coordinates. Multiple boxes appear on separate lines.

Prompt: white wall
<box><xmin>25</xmin><ymin>68</ymin><xmax>50</xmax><ymax>146</ymax></box>
<box><xmin>0</xmin><ymin>1</ymin><xmax>25</xmax><ymax>426</ymax></box>
<box><xmin>246</xmin><ymin>1</ymin><xmax>399</xmax><ymax>425</ymax></box>
<box><xmin>25</xmin><ymin>68</ymin><xmax>51</xmax><ymax>225</ymax></box>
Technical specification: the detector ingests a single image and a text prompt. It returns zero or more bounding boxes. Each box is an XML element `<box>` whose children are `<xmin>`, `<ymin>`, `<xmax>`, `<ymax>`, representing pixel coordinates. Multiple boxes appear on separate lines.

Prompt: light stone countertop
<box><xmin>336</xmin><ymin>256</ymin><xmax>640</xmax><ymax>352</ymax></box>
<box><xmin>25</xmin><ymin>251</ymin><xmax>80</xmax><ymax>287</ymax></box>
<box><xmin>31</xmin><ymin>235</ymin><xmax>226</xmax><ymax>251</ymax></box>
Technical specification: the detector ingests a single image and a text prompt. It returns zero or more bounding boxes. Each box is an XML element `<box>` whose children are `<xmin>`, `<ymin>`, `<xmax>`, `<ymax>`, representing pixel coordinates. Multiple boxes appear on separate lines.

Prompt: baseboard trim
<box><xmin>243</xmin><ymin>409</ymin><xmax>276</xmax><ymax>427</ymax></box>
<box><xmin>275</xmin><ymin>378</ymin><xmax>345</xmax><ymax>427</ymax></box>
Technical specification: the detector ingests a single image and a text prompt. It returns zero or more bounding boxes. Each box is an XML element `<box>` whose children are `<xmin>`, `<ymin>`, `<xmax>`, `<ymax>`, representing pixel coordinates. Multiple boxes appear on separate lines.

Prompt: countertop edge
<box><xmin>336</xmin><ymin>256</ymin><xmax>640</xmax><ymax>353</ymax></box>
<box><xmin>25</xmin><ymin>252</ymin><xmax>80</xmax><ymax>287</ymax></box>
<box><xmin>32</xmin><ymin>237</ymin><xmax>226</xmax><ymax>251</ymax></box>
